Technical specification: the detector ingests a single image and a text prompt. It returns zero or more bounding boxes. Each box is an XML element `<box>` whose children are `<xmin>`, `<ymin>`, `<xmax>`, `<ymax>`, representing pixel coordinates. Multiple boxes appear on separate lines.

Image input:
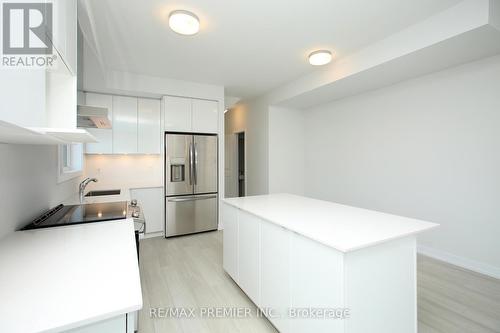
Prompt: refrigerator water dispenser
<box><xmin>170</xmin><ymin>164</ymin><xmax>185</xmax><ymax>182</ymax></box>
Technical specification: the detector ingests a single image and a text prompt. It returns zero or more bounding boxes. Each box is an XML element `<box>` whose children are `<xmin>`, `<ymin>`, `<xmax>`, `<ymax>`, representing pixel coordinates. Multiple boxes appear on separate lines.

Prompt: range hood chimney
<box><xmin>77</xmin><ymin>105</ymin><xmax>111</xmax><ymax>129</ymax></box>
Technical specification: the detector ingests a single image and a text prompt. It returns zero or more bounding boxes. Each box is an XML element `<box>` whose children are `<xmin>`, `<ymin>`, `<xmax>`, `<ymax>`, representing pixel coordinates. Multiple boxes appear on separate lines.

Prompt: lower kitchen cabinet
<box><xmin>260</xmin><ymin>221</ymin><xmax>291</xmax><ymax>332</ymax></box>
<box><xmin>222</xmin><ymin>204</ymin><xmax>291</xmax><ymax>332</ymax></box>
<box><xmin>222</xmin><ymin>204</ymin><xmax>238</xmax><ymax>281</ymax></box>
<box><xmin>290</xmin><ymin>234</ymin><xmax>344</xmax><ymax>333</ymax></box>
<box><xmin>222</xmin><ymin>201</ymin><xmax>418</xmax><ymax>333</ymax></box>
<box><xmin>130</xmin><ymin>188</ymin><xmax>164</xmax><ymax>235</ymax></box>
<box><xmin>238</xmin><ymin>211</ymin><xmax>261</xmax><ymax>305</ymax></box>
<box><xmin>222</xmin><ymin>204</ymin><xmax>344</xmax><ymax>333</ymax></box>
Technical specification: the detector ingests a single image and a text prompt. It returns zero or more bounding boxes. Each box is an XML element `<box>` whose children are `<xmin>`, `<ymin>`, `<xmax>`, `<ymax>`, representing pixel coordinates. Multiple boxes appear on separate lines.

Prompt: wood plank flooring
<box><xmin>418</xmin><ymin>255</ymin><xmax>500</xmax><ymax>333</ymax></box>
<box><xmin>138</xmin><ymin>231</ymin><xmax>500</xmax><ymax>333</ymax></box>
<box><xmin>138</xmin><ymin>231</ymin><xmax>277</xmax><ymax>333</ymax></box>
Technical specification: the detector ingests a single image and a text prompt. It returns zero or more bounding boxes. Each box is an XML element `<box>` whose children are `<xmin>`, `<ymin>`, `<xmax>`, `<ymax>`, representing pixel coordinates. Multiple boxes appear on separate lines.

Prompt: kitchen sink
<box><xmin>85</xmin><ymin>189</ymin><xmax>121</xmax><ymax>197</ymax></box>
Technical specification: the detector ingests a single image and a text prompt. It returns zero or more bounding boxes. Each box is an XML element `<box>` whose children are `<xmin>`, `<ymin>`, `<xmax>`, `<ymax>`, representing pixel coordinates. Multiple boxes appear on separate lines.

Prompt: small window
<box><xmin>58</xmin><ymin>144</ymin><xmax>83</xmax><ymax>183</ymax></box>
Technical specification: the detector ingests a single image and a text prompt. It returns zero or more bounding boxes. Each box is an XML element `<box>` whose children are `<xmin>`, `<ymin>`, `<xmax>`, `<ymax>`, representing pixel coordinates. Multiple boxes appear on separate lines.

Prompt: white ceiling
<box><xmin>85</xmin><ymin>0</ymin><xmax>461</xmax><ymax>99</ymax></box>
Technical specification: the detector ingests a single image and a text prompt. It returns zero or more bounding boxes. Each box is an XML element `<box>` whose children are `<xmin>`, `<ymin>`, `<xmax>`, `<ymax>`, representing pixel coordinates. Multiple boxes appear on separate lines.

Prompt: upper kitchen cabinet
<box><xmin>164</xmin><ymin>96</ymin><xmax>218</xmax><ymax>134</ymax></box>
<box><xmin>164</xmin><ymin>96</ymin><xmax>192</xmax><ymax>132</ymax></box>
<box><xmin>138</xmin><ymin>98</ymin><xmax>161</xmax><ymax>154</ymax></box>
<box><xmin>0</xmin><ymin>0</ymin><xmax>94</xmax><ymax>144</ymax></box>
<box><xmin>84</xmin><ymin>93</ymin><xmax>161</xmax><ymax>155</ymax></box>
<box><xmin>85</xmin><ymin>93</ymin><xmax>113</xmax><ymax>154</ymax></box>
<box><xmin>113</xmin><ymin>96</ymin><xmax>138</xmax><ymax>154</ymax></box>
<box><xmin>192</xmin><ymin>99</ymin><xmax>218</xmax><ymax>133</ymax></box>
<box><xmin>52</xmin><ymin>0</ymin><xmax>77</xmax><ymax>75</ymax></box>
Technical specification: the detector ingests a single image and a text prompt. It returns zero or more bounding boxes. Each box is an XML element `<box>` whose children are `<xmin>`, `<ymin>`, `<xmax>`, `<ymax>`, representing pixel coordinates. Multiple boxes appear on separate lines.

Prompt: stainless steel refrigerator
<box><xmin>164</xmin><ymin>132</ymin><xmax>218</xmax><ymax>237</ymax></box>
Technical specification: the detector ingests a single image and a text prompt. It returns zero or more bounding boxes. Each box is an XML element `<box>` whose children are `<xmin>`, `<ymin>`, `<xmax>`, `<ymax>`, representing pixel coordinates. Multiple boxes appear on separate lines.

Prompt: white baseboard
<box><xmin>417</xmin><ymin>245</ymin><xmax>500</xmax><ymax>280</ymax></box>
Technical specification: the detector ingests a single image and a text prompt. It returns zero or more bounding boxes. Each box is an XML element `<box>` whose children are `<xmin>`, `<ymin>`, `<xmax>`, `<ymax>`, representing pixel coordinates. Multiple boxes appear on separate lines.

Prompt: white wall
<box><xmin>224</xmin><ymin>104</ymin><xmax>247</xmax><ymax>198</ymax></box>
<box><xmin>268</xmin><ymin>106</ymin><xmax>305</xmax><ymax>195</ymax></box>
<box><xmin>0</xmin><ymin>144</ymin><xmax>81</xmax><ymax>239</ymax></box>
<box><xmin>83</xmin><ymin>40</ymin><xmax>224</xmax><ymax>101</ymax></box>
<box><xmin>231</xmin><ymin>101</ymin><xmax>305</xmax><ymax>197</ymax></box>
<box><xmin>224</xmin><ymin>96</ymin><xmax>271</xmax><ymax>196</ymax></box>
<box><xmin>303</xmin><ymin>55</ymin><xmax>500</xmax><ymax>276</ymax></box>
<box><xmin>242</xmin><ymin>98</ymin><xmax>269</xmax><ymax>196</ymax></box>
<box><xmin>84</xmin><ymin>155</ymin><xmax>163</xmax><ymax>190</ymax></box>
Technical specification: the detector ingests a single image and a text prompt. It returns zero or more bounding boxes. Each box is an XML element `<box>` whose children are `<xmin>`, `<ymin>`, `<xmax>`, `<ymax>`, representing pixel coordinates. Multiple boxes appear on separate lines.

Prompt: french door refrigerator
<box><xmin>165</xmin><ymin>132</ymin><xmax>218</xmax><ymax>237</ymax></box>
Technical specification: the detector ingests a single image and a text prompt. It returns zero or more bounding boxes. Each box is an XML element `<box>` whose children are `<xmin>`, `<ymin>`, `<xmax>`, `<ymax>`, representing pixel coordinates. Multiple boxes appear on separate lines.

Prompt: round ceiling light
<box><xmin>169</xmin><ymin>10</ymin><xmax>200</xmax><ymax>35</ymax></box>
<box><xmin>308</xmin><ymin>50</ymin><xmax>332</xmax><ymax>66</ymax></box>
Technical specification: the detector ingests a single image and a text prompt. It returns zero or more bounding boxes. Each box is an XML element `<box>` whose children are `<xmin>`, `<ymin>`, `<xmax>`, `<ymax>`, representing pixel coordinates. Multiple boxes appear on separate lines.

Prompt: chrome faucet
<box><xmin>79</xmin><ymin>178</ymin><xmax>98</xmax><ymax>203</ymax></box>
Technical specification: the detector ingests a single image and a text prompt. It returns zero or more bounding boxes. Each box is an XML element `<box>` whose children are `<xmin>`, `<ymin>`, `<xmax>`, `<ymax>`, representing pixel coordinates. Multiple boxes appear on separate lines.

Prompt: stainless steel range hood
<box><xmin>77</xmin><ymin>105</ymin><xmax>112</xmax><ymax>129</ymax></box>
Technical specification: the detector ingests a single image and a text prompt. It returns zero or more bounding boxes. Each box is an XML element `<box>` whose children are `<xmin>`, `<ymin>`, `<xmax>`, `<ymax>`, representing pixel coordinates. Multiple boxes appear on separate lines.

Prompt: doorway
<box><xmin>237</xmin><ymin>132</ymin><xmax>245</xmax><ymax>197</ymax></box>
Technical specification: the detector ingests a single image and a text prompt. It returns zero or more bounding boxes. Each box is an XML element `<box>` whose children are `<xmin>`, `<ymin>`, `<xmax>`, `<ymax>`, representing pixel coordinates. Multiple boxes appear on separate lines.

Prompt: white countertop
<box><xmin>223</xmin><ymin>194</ymin><xmax>438</xmax><ymax>252</ymax></box>
<box><xmin>0</xmin><ymin>219</ymin><xmax>142</xmax><ymax>333</ymax></box>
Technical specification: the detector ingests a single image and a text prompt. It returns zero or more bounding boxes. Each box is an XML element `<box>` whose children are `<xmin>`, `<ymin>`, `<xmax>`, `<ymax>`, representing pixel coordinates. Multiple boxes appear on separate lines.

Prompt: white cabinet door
<box><xmin>85</xmin><ymin>129</ymin><xmax>113</xmax><ymax>154</ymax></box>
<box><xmin>222</xmin><ymin>204</ymin><xmax>239</xmax><ymax>282</ymax></box>
<box><xmin>290</xmin><ymin>234</ymin><xmax>344</xmax><ymax>333</ymax></box>
<box><xmin>52</xmin><ymin>0</ymin><xmax>77</xmax><ymax>75</ymax></box>
<box><xmin>85</xmin><ymin>93</ymin><xmax>113</xmax><ymax>154</ymax></box>
<box><xmin>192</xmin><ymin>99</ymin><xmax>218</xmax><ymax>133</ymax></box>
<box><xmin>164</xmin><ymin>96</ymin><xmax>191</xmax><ymax>132</ymax></box>
<box><xmin>138</xmin><ymin>98</ymin><xmax>161</xmax><ymax>154</ymax></box>
<box><xmin>238</xmin><ymin>211</ymin><xmax>261</xmax><ymax>305</ymax></box>
<box><xmin>130</xmin><ymin>188</ymin><xmax>164</xmax><ymax>234</ymax></box>
<box><xmin>113</xmin><ymin>96</ymin><xmax>138</xmax><ymax>154</ymax></box>
<box><xmin>261</xmin><ymin>221</ymin><xmax>291</xmax><ymax>332</ymax></box>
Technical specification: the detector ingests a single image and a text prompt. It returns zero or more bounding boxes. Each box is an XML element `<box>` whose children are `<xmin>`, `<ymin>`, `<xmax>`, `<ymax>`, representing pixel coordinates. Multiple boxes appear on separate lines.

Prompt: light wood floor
<box><xmin>138</xmin><ymin>231</ymin><xmax>277</xmax><ymax>333</ymax></box>
<box><xmin>138</xmin><ymin>231</ymin><xmax>500</xmax><ymax>333</ymax></box>
<box><xmin>418</xmin><ymin>255</ymin><xmax>500</xmax><ymax>332</ymax></box>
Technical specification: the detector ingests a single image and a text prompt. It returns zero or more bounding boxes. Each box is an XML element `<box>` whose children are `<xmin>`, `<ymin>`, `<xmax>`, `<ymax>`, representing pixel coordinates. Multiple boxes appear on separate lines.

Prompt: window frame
<box><xmin>57</xmin><ymin>143</ymin><xmax>83</xmax><ymax>183</ymax></box>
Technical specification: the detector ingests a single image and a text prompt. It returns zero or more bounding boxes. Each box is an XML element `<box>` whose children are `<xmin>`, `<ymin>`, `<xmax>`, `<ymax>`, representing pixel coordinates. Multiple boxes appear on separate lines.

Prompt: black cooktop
<box><xmin>22</xmin><ymin>201</ymin><xmax>128</xmax><ymax>230</ymax></box>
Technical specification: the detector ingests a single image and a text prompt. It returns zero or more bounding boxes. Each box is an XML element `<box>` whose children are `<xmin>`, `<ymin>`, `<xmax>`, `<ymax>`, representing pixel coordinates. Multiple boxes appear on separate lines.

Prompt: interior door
<box><xmin>194</xmin><ymin>134</ymin><xmax>218</xmax><ymax>194</ymax></box>
<box><xmin>165</xmin><ymin>133</ymin><xmax>193</xmax><ymax>196</ymax></box>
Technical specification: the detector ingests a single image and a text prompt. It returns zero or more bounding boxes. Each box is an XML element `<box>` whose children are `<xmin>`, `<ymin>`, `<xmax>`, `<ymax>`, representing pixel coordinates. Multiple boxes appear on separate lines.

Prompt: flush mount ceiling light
<box><xmin>169</xmin><ymin>10</ymin><xmax>200</xmax><ymax>35</ymax></box>
<box><xmin>308</xmin><ymin>50</ymin><xmax>332</xmax><ymax>66</ymax></box>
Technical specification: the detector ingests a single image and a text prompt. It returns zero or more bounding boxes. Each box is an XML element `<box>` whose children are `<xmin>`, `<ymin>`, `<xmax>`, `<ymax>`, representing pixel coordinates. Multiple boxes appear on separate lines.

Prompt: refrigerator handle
<box><xmin>194</xmin><ymin>142</ymin><xmax>198</xmax><ymax>185</ymax></box>
<box><xmin>189</xmin><ymin>142</ymin><xmax>194</xmax><ymax>185</ymax></box>
<box><xmin>167</xmin><ymin>195</ymin><xmax>217</xmax><ymax>202</ymax></box>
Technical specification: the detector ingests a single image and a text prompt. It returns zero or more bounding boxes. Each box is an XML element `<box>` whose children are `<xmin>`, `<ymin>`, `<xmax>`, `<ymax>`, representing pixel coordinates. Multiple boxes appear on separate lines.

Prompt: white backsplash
<box><xmin>0</xmin><ymin>144</ymin><xmax>81</xmax><ymax>239</ymax></box>
<box><xmin>84</xmin><ymin>154</ymin><xmax>163</xmax><ymax>190</ymax></box>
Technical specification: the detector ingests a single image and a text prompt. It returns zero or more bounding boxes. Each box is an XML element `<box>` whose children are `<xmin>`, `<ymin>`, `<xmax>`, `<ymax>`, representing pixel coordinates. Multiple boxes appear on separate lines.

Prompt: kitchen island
<box><xmin>222</xmin><ymin>194</ymin><xmax>438</xmax><ymax>333</ymax></box>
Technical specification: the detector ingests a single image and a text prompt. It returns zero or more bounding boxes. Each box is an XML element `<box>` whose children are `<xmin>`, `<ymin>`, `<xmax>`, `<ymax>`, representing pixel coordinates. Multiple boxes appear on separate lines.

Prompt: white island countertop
<box><xmin>224</xmin><ymin>194</ymin><xmax>438</xmax><ymax>252</ymax></box>
<box><xmin>0</xmin><ymin>219</ymin><xmax>142</xmax><ymax>333</ymax></box>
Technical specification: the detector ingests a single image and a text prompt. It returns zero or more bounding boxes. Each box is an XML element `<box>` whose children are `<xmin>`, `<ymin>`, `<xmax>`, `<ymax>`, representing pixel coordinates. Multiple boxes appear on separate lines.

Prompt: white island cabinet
<box><xmin>222</xmin><ymin>194</ymin><xmax>438</xmax><ymax>333</ymax></box>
